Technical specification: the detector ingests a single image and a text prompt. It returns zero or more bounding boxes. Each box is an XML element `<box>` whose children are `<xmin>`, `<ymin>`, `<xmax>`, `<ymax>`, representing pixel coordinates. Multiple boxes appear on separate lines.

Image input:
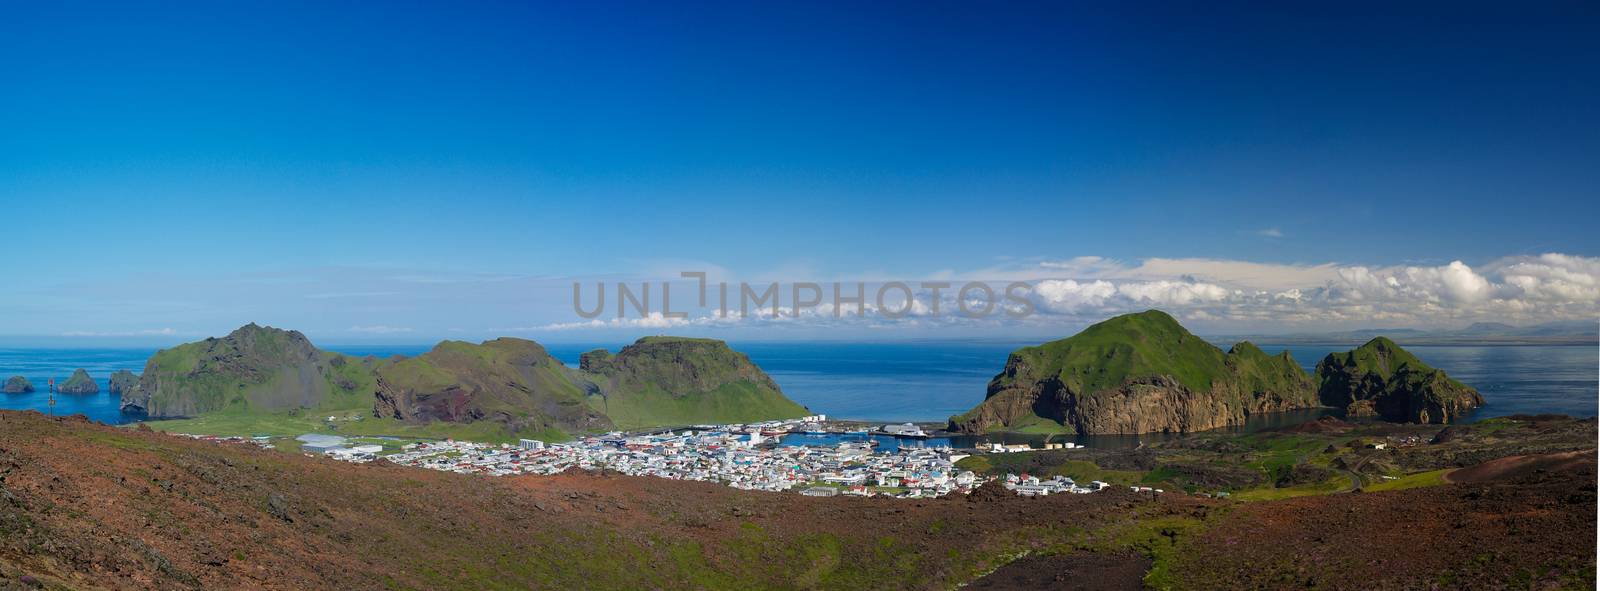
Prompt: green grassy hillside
<box><xmin>125</xmin><ymin>327</ymin><xmax>808</xmax><ymax>441</ymax></box>
<box><xmin>373</xmin><ymin>338</ymin><xmax>609</xmax><ymax>439</ymax></box>
<box><xmin>998</xmin><ymin>310</ymin><xmax>1228</xmax><ymax>395</ymax></box>
<box><xmin>1316</xmin><ymin>337</ymin><xmax>1484</xmax><ymax>423</ymax></box>
<box><xmin>581</xmin><ymin>336</ymin><xmax>809</xmax><ymax>429</ymax></box>
<box><xmin>121</xmin><ymin>324</ymin><xmax>370</xmax><ymax>417</ymax></box>
<box><xmin>1226</xmin><ymin>342</ymin><xmax>1316</xmax><ymax>398</ymax></box>
<box><xmin>951</xmin><ymin>310</ymin><xmax>1320</xmax><ymax>435</ymax></box>
<box><xmin>954</xmin><ymin>313</ymin><xmax>1486</xmax><ymax>435</ymax></box>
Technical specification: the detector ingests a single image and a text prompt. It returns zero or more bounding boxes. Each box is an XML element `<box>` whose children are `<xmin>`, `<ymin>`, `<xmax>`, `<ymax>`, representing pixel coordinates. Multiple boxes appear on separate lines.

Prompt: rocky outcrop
<box><xmin>1316</xmin><ymin>337</ymin><xmax>1484</xmax><ymax>424</ymax></box>
<box><xmin>58</xmin><ymin>369</ymin><xmax>99</xmax><ymax>394</ymax></box>
<box><xmin>578</xmin><ymin>349</ymin><xmax>614</xmax><ymax>372</ymax></box>
<box><xmin>2</xmin><ymin>375</ymin><xmax>33</xmax><ymax>394</ymax></box>
<box><xmin>120</xmin><ymin>323</ymin><xmax>365</xmax><ymax>417</ymax></box>
<box><xmin>949</xmin><ymin>311</ymin><xmax>1320</xmax><ymax>435</ymax></box>
<box><xmin>108</xmin><ymin>370</ymin><xmax>139</xmax><ymax>395</ymax></box>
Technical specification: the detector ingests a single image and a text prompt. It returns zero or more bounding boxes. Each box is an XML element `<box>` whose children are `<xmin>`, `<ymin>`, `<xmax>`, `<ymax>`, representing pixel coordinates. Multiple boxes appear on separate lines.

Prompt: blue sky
<box><xmin>2</xmin><ymin>1</ymin><xmax>1597</xmax><ymax>343</ymax></box>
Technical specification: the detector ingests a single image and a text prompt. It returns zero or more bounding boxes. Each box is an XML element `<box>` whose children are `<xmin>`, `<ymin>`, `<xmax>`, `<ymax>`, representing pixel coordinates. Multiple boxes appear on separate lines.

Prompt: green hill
<box><xmin>951</xmin><ymin>311</ymin><xmax>1486</xmax><ymax>435</ymax></box>
<box><xmin>992</xmin><ymin>309</ymin><xmax>1229</xmax><ymax>396</ymax></box>
<box><xmin>125</xmin><ymin>325</ymin><xmax>806</xmax><ymax>441</ymax></box>
<box><xmin>120</xmin><ymin>323</ymin><xmax>374</xmax><ymax>417</ymax></box>
<box><xmin>950</xmin><ymin>311</ymin><xmax>1320</xmax><ymax>435</ymax></box>
<box><xmin>578</xmin><ymin>336</ymin><xmax>809</xmax><ymax>430</ymax></box>
<box><xmin>372</xmin><ymin>338</ymin><xmax>610</xmax><ymax>441</ymax></box>
<box><xmin>1315</xmin><ymin>337</ymin><xmax>1484</xmax><ymax>423</ymax></box>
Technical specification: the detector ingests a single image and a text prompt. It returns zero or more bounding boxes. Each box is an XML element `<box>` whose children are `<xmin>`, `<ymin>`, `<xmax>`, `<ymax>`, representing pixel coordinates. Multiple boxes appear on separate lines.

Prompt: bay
<box><xmin>1</xmin><ymin>342</ymin><xmax>1592</xmax><ymax>431</ymax></box>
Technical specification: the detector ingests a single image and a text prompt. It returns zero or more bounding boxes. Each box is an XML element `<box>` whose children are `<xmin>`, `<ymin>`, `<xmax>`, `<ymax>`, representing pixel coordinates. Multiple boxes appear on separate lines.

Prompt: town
<box><xmin>175</xmin><ymin>416</ymin><xmax>1116</xmax><ymax>499</ymax></box>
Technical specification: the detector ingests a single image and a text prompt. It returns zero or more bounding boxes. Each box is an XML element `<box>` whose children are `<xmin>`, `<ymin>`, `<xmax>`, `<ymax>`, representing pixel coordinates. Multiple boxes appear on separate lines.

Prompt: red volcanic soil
<box><xmin>0</xmin><ymin>411</ymin><xmax>1593</xmax><ymax>590</ymax></box>
<box><xmin>967</xmin><ymin>552</ymin><xmax>1150</xmax><ymax>590</ymax></box>
<box><xmin>0</xmin><ymin>411</ymin><xmax>1187</xmax><ymax>590</ymax></box>
<box><xmin>1171</xmin><ymin>453</ymin><xmax>1597</xmax><ymax>590</ymax></box>
<box><xmin>1446</xmin><ymin>450</ymin><xmax>1596</xmax><ymax>483</ymax></box>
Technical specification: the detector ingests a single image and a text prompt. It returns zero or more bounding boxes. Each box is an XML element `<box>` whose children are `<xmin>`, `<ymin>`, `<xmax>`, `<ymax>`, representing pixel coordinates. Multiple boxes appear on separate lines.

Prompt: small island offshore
<box><xmin>0</xmin><ymin>310</ymin><xmax>1592</xmax><ymax>589</ymax></box>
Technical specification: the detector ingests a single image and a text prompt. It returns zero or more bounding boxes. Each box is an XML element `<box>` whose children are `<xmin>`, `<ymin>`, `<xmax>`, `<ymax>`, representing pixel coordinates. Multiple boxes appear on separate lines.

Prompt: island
<box><xmin>1315</xmin><ymin>336</ymin><xmax>1484</xmax><ymax>423</ymax></box>
<box><xmin>57</xmin><ymin>369</ymin><xmax>100</xmax><ymax>394</ymax></box>
<box><xmin>2</xmin><ymin>375</ymin><xmax>33</xmax><ymax>394</ymax></box>
<box><xmin>949</xmin><ymin>310</ymin><xmax>1484</xmax><ymax>435</ymax></box>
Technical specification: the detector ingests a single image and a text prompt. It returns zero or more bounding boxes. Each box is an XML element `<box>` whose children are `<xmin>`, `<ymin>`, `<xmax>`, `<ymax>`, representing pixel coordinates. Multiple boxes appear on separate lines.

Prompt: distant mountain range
<box><xmin>1213</xmin><ymin>319</ymin><xmax>1597</xmax><ymax>346</ymax></box>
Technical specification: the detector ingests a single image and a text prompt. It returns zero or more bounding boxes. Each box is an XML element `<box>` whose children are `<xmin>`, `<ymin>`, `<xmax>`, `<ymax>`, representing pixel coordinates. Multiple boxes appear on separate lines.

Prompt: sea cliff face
<box><xmin>949</xmin><ymin>311</ymin><xmax>1319</xmax><ymax>435</ymax></box>
<box><xmin>1315</xmin><ymin>337</ymin><xmax>1484</xmax><ymax>424</ymax></box>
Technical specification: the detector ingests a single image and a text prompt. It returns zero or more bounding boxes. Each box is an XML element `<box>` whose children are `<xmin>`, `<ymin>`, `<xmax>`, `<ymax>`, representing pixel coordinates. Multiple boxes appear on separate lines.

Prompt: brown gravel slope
<box><xmin>0</xmin><ymin>410</ymin><xmax>1593</xmax><ymax>590</ymax></box>
<box><xmin>1170</xmin><ymin>453</ymin><xmax>1596</xmax><ymax>590</ymax></box>
<box><xmin>0</xmin><ymin>411</ymin><xmax>1179</xmax><ymax>590</ymax></box>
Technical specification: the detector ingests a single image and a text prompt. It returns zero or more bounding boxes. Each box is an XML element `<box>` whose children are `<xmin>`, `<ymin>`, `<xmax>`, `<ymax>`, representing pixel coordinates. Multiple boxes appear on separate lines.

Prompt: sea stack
<box><xmin>57</xmin><ymin>369</ymin><xmax>101</xmax><ymax>394</ymax></box>
<box><xmin>108</xmin><ymin>370</ymin><xmax>139</xmax><ymax>395</ymax></box>
<box><xmin>2</xmin><ymin>376</ymin><xmax>34</xmax><ymax>394</ymax></box>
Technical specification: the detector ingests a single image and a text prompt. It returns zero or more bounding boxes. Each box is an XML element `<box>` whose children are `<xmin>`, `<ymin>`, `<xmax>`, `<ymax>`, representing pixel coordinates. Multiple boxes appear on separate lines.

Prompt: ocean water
<box><xmin>1</xmin><ymin>342</ymin><xmax>1593</xmax><ymax>429</ymax></box>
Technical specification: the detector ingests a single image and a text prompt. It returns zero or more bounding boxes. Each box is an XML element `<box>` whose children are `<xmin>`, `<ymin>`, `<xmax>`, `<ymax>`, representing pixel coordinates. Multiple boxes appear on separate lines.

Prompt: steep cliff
<box><xmin>948</xmin><ymin>310</ymin><xmax>1320</xmax><ymax>435</ymax></box>
<box><xmin>1315</xmin><ymin>337</ymin><xmax>1484</xmax><ymax>424</ymax></box>
<box><xmin>578</xmin><ymin>336</ymin><xmax>809</xmax><ymax>429</ymax></box>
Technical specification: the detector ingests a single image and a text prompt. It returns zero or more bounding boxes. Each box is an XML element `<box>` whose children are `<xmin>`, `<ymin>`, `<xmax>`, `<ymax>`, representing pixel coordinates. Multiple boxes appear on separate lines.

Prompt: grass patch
<box><xmin>1230</xmin><ymin>475</ymin><xmax>1346</xmax><ymax>501</ymax></box>
<box><xmin>142</xmin><ymin>412</ymin><xmax>541</xmax><ymax>444</ymax></box>
<box><xmin>1103</xmin><ymin>515</ymin><xmax>1204</xmax><ymax>591</ymax></box>
<box><xmin>1365</xmin><ymin>468</ymin><xmax>1452</xmax><ymax>492</ymax></box>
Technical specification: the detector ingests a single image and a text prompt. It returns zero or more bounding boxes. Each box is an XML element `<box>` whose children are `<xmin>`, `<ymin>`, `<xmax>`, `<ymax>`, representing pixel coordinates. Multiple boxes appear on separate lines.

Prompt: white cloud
<box><xmin>1115</xmin><ymin>280</ymin><xmax>1231</xmax><ymax>306</ymax></box>
<box><xmin>1257</xmin><ymin>228</ymin><xmax>1284</xmax><ymax>238</ymax></box>
<box><xmin>1033</xmin><ymin>279</ymin><xmax>1118</xmax><ymax>312</ymax></box>
<box><xmin>525</xmin><ymin>253</ymin><xmax>1600</xmax><ymax>333</ymax></box>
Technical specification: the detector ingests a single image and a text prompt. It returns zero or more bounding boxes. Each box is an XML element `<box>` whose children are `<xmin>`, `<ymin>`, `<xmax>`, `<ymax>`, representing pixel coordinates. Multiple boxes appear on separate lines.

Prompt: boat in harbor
<box><xmin>879</xmin><ymin>423</ymin><xmax>931</xmax><ymax>439</ymax></box>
